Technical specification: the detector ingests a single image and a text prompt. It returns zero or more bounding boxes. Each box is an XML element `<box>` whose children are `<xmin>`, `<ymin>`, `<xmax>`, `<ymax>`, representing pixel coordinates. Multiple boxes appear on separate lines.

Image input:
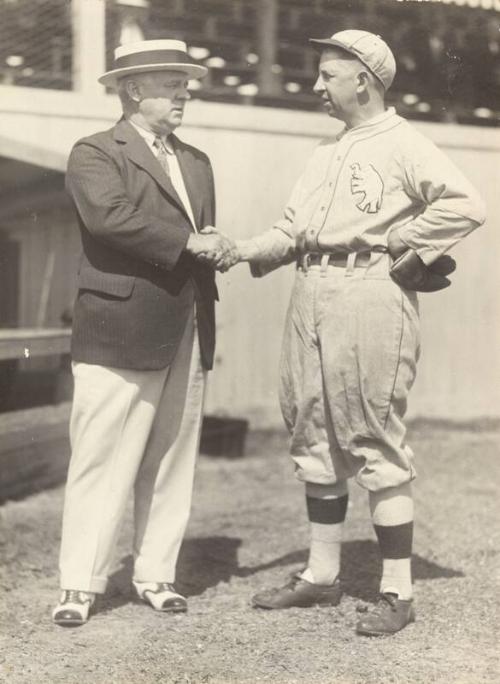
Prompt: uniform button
<box><xmin>329</xmin><ymin>182</ymin><xmax>333</xmax><ymax>187</ymax></box>
<box><xmin>320</xmin><ymin>206</ymin><xmax>326</xmax><ymax>211</ymax></box>
<box><xmin>337</xmin><ymin>156</ymin><xmax>341</xmax><ymax>161</ymax></box>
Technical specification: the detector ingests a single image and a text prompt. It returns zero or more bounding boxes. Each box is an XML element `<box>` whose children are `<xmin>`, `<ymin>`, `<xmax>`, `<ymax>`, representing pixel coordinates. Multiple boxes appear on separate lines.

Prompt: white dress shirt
<box><xmin>128</xmin><ymin>119</ymin><xmax>198</xmax><ymax>231</ymax></box>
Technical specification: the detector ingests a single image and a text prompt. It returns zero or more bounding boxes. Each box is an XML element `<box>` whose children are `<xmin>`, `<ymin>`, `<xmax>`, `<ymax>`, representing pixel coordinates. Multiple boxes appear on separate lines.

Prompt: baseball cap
<box><xmin>309</xmin><ymin>30</ymin><xmax>396</xmax><ymax>91</ymax></box>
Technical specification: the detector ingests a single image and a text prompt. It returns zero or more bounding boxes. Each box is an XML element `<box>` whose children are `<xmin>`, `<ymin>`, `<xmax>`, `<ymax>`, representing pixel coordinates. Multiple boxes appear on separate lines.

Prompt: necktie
<box><xmin>153</xmin><ymin>136</ymin><xmax>170</xmax><ymax>176</ymax></box>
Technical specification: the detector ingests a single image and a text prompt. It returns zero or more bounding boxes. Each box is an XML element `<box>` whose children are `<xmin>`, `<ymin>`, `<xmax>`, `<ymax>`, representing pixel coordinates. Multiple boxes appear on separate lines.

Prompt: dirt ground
<box><xmin>1</xmin><ymin>422</ymin><xmax>499</xmax><ymax>684</ymax></box>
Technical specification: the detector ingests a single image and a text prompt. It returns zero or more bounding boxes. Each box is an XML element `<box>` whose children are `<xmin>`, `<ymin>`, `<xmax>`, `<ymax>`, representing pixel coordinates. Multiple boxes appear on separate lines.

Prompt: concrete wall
<box><xmin>1</xmin><ymin>87</ymin><xmax>499</xmax><ymax>425</ymax></box>
<box><xmin>185</xmin><ymin>108</ymin><xmax>500</xmax><ymax>425</ymax></box>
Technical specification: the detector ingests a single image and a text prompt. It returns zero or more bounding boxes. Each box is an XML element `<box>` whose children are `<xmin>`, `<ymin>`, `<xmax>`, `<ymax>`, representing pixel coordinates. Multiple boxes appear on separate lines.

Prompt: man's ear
<box><xmin>357</xmin><ymin>70</ymin><xmax>370</xmax><ymax>93</ymax></box>
<box><xmin>126</xmin><ymin>79</ymin><xmax>142</xmax><ymax>102</ymax></box>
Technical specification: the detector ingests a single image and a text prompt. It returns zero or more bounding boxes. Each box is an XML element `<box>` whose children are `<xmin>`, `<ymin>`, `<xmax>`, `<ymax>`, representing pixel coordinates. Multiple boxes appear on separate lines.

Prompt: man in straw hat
<box><xmin>53</xmin><ymin>40</ymin><xmax>233</xmax><ymax>626</ymax></box>
<box><xmin>219</xmin><ymin>30</ymin><xmax>485</xmax><ymax>635</ymax></box>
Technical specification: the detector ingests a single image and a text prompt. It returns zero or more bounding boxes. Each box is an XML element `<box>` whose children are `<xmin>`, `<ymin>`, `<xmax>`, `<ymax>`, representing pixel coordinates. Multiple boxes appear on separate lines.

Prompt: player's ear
<box><xmin>357</xmin><ymin>70</ymin><xmax>370</xmax><ymax>93</ymax></box>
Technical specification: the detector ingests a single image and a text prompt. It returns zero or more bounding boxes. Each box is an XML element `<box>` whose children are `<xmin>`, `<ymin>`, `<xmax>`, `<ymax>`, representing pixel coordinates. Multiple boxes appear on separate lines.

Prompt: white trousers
<box><xmin>59</xmin><ymin>311</ymin><xmax>206</xmax><ymax>593</ymax></box>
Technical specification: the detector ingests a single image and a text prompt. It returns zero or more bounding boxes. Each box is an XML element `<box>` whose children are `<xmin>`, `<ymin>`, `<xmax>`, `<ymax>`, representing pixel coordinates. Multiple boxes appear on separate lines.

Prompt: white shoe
<box><xmin>133</xmin><ymin>581</ymin><xmax>187</xmax><ymax>612</ymax></box>
<box><xmin>52</xmin><ymin>590</ymin><xmax>95</xmax><ymax>627</ymax></box>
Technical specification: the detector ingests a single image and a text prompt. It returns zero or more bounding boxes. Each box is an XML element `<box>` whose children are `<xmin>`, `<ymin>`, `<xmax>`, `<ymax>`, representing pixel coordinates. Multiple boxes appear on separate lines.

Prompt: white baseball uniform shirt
<box><xmin>245</xmin><ymin>107</ymin><xmax>486</xmax><ymax>273</ymax></box>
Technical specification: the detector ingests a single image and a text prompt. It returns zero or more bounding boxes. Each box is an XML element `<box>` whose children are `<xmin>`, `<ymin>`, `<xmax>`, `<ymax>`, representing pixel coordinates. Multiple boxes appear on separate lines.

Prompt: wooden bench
<box><xmin>0</xmin><ymin>329</ymin><xmax>71</xmax><ymax>503</ymax></box>
<box><xmin>0</xmin><ymin>402</ymin><xmax>71</xmax><ymax>503</ymax></box>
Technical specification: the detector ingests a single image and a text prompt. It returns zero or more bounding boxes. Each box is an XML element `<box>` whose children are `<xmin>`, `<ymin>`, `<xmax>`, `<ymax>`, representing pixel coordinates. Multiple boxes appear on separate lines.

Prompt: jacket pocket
<box><xmin>78</xmin><ymin>267</ymin><xmax>135</xmax><ymax>299</ymax></box>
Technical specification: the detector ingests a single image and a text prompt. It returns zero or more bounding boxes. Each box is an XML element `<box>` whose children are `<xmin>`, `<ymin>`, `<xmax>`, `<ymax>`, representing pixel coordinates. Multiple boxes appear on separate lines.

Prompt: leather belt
<box><xmin>298</xmin><ymin>251</ymin><xmax>385</xmax><ymax>269</ymax></box>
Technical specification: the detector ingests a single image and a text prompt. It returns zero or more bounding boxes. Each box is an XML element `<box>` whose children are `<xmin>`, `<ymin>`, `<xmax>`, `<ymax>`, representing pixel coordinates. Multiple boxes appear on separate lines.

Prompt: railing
<box><xmin>0</xmin><ymin>328</ymin><xmax>71</xmax><ymax>361</ymax></box>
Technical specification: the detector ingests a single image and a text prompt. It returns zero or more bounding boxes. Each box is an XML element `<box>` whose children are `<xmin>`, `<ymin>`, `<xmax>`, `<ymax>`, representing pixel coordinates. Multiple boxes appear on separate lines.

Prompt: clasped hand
<box><xmin>186</xmin><ymin>226</ymin><xmax>239</xmax><ymax>272</ymax></box>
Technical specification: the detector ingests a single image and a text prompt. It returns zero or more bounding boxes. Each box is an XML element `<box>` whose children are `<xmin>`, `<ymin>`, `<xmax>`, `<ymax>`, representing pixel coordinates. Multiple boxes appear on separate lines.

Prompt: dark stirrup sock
<box><xmin>306</xmin><ymin>493</ymin><xmax>349</xmax><ymax>525</ymax></box>
<box><xmin>373</xmin><ymin>521</ymin><xmax>413</xmax><ymax>599</ymax></box>
<box><xmin>303</xmin><ymin>491</ymin><xmax>348</xmax><ymax>585</ymax></box>
<box><xmin>373</xmin><ymin>521</ymin><xmax>413</xmax><ymax>560</ymax></box>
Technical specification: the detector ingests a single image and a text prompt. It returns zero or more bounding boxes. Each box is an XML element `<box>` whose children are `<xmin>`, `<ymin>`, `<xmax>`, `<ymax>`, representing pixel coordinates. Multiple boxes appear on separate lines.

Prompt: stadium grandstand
<box><xmin>0</xmin><ymin>0</ymin><xmax>499</xmax><ymax>125</ymax></box>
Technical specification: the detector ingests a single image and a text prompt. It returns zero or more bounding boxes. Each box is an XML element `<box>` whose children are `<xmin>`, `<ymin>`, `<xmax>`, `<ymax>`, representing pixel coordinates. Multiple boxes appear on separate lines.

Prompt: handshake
<box><xmin>186</xmin><ymin>226</ymin><xmax>240</xmax><ymax>272</ymax></box>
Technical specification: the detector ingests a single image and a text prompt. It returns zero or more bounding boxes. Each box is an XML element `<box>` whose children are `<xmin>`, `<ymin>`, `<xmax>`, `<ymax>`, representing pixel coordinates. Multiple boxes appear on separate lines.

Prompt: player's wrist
<box><xmin>235</xmin><ymin>239</ymin><xmax>254</xmax><ymax>262</ymax></box>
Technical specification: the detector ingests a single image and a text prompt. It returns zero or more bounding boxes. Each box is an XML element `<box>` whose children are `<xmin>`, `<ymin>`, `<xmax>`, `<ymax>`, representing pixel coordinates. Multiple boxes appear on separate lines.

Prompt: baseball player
<box><xmin>222</xmin><ymin>30</ymin><xmax>486</xmax><ymax>635</ymax></box>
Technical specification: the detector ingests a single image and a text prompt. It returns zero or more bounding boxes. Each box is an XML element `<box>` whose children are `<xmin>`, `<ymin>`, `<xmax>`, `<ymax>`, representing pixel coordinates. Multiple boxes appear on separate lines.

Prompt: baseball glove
<box><xmin>389</xmin><ymin>249</ymin><xmax>456</xmax><ymax>292</ymax></box>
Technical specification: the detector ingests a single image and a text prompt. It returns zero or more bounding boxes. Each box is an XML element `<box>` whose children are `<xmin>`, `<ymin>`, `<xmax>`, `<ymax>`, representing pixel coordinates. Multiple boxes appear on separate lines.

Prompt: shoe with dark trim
<box><xmin>52</xmin><ymin>590</ymin><xmax>95</xmax><ymax>627</ymax></box>
<box><xmin>133</xmin><ymin>581</ymin><xmax>187</xmax><ymax>613</ymax></box>
<box><xmin>356</xmin><ymin>592</ymin><xmax>415</xmax><ymax>636</ymax></box>
<box><xmin>252</xmin><ymin>575</ymin><xmax>342</xmax><ymax>609</ymax></box>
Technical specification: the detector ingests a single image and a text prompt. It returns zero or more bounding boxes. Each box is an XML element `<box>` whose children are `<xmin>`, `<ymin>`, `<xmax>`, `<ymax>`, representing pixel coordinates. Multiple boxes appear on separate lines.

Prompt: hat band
<box><xmin>114</xmin><ymin>49</ymin><xmax>197</xmax><ymax>70</ymax></box>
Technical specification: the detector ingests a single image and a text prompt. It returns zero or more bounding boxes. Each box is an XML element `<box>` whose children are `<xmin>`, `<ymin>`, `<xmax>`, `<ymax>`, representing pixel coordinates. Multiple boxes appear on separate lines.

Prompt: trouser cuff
<box><xmin>60</xmin><ymin>574</ymin><xmax>108</xmax><ymax>594</ymax></box>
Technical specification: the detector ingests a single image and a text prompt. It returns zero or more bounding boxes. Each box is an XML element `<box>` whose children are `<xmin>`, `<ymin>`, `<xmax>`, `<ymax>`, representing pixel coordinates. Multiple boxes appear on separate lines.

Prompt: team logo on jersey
<box><xmin>350</xmin><ymin>162</ymin><xmax>384</xmax><ymax>214</ymax></box>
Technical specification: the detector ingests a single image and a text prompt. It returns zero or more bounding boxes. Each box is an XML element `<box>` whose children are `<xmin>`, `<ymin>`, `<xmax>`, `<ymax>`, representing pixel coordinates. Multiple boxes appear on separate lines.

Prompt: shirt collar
<box><xmin>337</xmin><ymin>107</ymin><xmax>397</xmax><ymax>140</ymax></box>
<box><xmin>127</xmin><ymin>119</ymin><xmax>174</xmax><ymax>153</ymax></box>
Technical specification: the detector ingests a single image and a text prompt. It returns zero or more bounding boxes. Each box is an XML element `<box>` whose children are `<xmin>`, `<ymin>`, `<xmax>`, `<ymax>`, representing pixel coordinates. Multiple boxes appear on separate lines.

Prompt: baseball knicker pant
<box><xmin>279</xmin><ymin>251</ymin><xmax>420</xmax><ymax>492</ymax></box>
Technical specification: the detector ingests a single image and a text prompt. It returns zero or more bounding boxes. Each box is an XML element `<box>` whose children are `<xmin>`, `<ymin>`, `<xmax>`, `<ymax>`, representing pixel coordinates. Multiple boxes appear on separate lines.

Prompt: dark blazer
<box><xmin>66</xmin><ymin>118</ymin><xmax>217</xmax><ymax>371</ymax></box>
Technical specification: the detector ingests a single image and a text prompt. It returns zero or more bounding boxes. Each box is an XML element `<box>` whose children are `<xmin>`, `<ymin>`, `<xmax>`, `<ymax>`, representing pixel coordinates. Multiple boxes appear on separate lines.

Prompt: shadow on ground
<box><xmin>99</xmin><ymin>535</ymin><xmax>464</xmax><ymax>615</ymax></box>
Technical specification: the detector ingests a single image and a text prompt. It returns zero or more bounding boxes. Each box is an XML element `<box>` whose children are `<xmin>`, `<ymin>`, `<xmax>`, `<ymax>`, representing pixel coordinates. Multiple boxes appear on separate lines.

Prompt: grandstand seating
<box><xmin>0</xmin><ymin>0</ymin><xmax>499</xmax><ymax>125</ymax></box>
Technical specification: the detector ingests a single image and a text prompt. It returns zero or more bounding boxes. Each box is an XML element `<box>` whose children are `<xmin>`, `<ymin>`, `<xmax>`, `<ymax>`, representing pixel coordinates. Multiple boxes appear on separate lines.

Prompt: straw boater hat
<box><xmin>98</xmin><ymin>39</ymin><xmax>208</xmax><ymax>88</ymax></box>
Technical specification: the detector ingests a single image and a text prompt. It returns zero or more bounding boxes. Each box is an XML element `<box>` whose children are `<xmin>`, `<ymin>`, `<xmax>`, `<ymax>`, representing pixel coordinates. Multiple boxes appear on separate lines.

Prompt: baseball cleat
<box><xmin>252</xmin><ymin>575</ymin><xmax>342</xmax><ymax>609</ymax></box>
<box><xmin>356</xmin><ymin>592</ymin><xmax>415</xmax><ymax>636</ymax></box>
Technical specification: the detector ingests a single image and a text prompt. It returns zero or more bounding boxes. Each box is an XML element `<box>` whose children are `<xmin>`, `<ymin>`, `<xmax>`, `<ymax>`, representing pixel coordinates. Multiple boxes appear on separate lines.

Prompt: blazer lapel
<box><xmin>172</xmin><ymin>135</ymin><xmax>204</xmax><ymax>230</ymax></box>
<box><xmin>113</xmin><ymin>120</ymin><xmax>186</xmax><ymax>215</ymax></box>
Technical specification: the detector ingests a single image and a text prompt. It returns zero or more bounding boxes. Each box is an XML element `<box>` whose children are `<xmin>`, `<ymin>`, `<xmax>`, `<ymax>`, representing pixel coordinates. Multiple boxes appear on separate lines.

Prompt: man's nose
<box><xmin>177</xmin><ymin>86</ymin><xmax>191</xmax><ymax>100</ymax></box>
<box><xmin>313</xmin><ymin>76</ymin><xmax>325</xmax><ymax>95</ymax></box>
